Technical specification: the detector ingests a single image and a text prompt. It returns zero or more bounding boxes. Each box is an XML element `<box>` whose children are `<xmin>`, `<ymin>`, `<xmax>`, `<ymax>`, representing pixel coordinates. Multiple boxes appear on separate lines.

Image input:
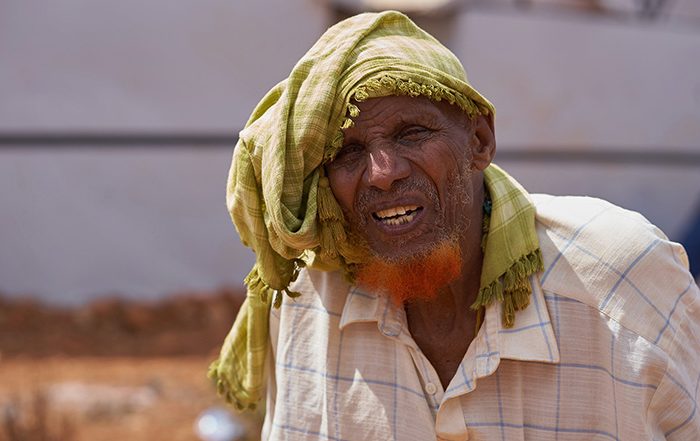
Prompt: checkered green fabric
<box><xmin>209</xmin><ymin>10</ymin><xmax>541</xmax><ymax>411</ymax></box>
<box><xmin>478</xmin><ymin>164</ymin><xmax>544</xmax><ymax>326</ymax></box>
<box><xmin>226</xmin><ymin>10</ymin><xmax>494</xmax><ymax>292</ymax></box>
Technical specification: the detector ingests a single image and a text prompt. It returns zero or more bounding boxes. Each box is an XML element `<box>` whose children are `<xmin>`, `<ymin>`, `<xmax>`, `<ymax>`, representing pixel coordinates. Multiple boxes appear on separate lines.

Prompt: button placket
<box><xmin>435</xmin><ymin>398</ymin><xmax>469</xmax><ymax>441</ymax></box>
<box><xmin>404</xmin><ymin>344</ymin><xmax>443</xmax><ymax>415</ymax></box>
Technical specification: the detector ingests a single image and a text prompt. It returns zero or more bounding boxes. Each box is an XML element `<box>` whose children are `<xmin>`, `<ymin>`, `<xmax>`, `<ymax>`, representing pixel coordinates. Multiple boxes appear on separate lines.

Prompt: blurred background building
<box><xmin>1</xmin><ymin>0</ymin><xmax>699</xmax><ymax>306</ymax></box>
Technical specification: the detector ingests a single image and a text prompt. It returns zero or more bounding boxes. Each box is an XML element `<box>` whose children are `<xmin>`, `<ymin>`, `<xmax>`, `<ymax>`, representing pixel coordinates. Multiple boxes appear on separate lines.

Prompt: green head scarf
<box><xmin>212</xmin><ymin>10</ymin><xmax>542</xmax><ymax>410</ymax></box>
<box><xmin>227</xmin><ymin>10</ymin><xmax>494</xmax><ymax>295</ymax></box>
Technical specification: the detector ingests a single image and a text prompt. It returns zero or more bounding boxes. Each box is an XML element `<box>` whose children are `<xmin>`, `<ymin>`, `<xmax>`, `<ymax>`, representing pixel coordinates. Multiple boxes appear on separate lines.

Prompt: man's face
<box><xmin>326</xmin><ymin>95</ymin><xmax>480</xmax><ymax>263</ymax></box>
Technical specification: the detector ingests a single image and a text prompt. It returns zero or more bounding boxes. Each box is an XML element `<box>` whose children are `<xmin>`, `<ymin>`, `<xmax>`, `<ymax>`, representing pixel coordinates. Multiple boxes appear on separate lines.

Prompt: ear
<box><xmin>470</xmin><ymin>114</ymin><xmax>496</xmax><ymax>171</ymax></box>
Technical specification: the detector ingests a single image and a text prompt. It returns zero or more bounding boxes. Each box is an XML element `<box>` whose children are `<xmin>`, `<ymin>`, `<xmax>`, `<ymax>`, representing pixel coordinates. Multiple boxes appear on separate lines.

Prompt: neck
<box><xmin>404</xmin><ymin>255</ymin><xmax>482</xmax><ymax>389</ymax></box>
<box><xmin>403</xmin><ymin>183</ymin><xmax>486</xmax><ymax>388</ymax></box>
<box><xmin>403</xmin><ymin>224</ymin><xmax>483</xmax><ymax>334</ymax></box>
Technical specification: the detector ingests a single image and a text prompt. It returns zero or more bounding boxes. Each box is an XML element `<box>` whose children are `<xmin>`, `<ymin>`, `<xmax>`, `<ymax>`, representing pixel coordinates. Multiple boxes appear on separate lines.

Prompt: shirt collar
<box><xmin>491</xmin><ymin>276</ymin><xmax>560</xmax><ymax>364</ymax></box>
<box><xmin>338</xmin><ymin>275</ymin><xmax>560</xmax><ymax>365</ymax></box>
<box><xmin>339</xmin><ymin>287</ymin><xmax>408</xmax><ymax>341</ymax></box>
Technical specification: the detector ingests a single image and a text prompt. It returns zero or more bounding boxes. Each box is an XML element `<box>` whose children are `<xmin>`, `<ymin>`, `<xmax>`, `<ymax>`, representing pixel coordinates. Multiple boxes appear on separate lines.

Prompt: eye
<box><xmin>328</xmin><ymin>143</ymin><xmax>364</xmax><ymax>170</ymax></box>
<box><xmin>397</xmin><ymin>125</ymin><xmax>432</xmax><ymax>144</ymax></box>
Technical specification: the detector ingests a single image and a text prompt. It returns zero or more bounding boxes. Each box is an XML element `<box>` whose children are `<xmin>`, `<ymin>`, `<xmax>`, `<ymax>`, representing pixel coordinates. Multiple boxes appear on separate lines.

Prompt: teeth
<box><xmin>375</xmin><ymin>205</ymin><xmax>419</xmax><ymax>219</ymax></box>
<box><xmin>374</xmin><ymin>205</ymin><xmax>420</xmax><ymax>226</ymax></box>
<box><xmin>382</xmin><ymin>211</ymin><xmax>417</xmax><ymax>225</ymax></box>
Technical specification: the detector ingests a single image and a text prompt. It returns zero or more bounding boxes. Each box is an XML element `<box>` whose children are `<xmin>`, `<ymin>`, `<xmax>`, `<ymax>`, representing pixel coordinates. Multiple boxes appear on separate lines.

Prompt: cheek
<box><xmin>326</xmin><ymin>167</ymin><xmax>360</xmax><ymax>215</ymax></box>
<box><xmin>415</xmin><ymin>141</ymin><xmax>465</xmax><ymax>181</ymax></box>
<box><xmin>416</xmin><ymin>141</ymin><xmax>472</xmax><ymax>209</ymax></box>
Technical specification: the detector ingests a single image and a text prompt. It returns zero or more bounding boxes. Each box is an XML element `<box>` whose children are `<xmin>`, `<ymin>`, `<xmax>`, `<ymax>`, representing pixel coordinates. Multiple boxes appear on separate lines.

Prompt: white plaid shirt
<box><xmin>262</xmin><ymin>195</ymin><xmax>700</xmax><ymax>440</ymax></box>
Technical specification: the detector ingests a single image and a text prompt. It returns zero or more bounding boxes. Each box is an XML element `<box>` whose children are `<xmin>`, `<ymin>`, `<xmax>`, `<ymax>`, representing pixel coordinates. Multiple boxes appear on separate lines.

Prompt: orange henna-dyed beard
<box><xmin>354</xmin><ymin>238</ymin><xmax>462</xmax><ymax>305</ymax></box>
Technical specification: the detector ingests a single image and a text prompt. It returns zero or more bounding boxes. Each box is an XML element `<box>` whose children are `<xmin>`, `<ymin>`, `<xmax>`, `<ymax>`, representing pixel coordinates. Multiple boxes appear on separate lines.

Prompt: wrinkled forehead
<box><xmin>345</xmin><ymin>95</ymin><xmax>468</xmax><ymax>129</ymax></box>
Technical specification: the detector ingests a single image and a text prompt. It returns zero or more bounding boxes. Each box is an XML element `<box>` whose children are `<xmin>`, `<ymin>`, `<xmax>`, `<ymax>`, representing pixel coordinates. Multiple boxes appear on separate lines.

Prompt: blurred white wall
<box><xmin>0</xmin><ymin>0</ymin><xmax>329</xmax><ymax>304</ymax></box>
<box><xmin>448</xmin><ymin>10</ymin><xmax>700</xmax><ymax>240</ymax></box>
<box><xmin>0</xmin><ymin>0</ymin><xmax>698</xmax><ymax>304</ymax></box>
<box><xmin>453</xmin><ymin>11</ymin><xmax>700</xmax><ymax>148</ymax></box>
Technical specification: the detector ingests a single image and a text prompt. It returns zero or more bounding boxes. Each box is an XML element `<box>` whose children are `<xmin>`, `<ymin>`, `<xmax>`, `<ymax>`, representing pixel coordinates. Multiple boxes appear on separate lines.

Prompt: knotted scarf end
<box><xmin>471</xmin><ymin>249</ymin><xmax>544</xmax><ymax>328</ymax></box>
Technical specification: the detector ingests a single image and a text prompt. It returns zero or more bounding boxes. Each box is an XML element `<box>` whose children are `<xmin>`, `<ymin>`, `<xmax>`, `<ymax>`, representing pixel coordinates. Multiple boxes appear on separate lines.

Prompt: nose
<box><xmin>365</xmin><ymin>145</ymin><xmax>411</xmax><ymax>191</ymax></box>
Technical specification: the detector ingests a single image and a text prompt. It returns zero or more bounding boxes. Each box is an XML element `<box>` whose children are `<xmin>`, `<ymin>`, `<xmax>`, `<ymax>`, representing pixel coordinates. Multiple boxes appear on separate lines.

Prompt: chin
<box><xmin>367</xmin><ymin>223</ymin><xmax>447</xmax><ymax>263</ymax></box>
<box><xmin>354</xmin><ymin>236</ymin><xmax>463</xmax><ymax>305</ymax></box>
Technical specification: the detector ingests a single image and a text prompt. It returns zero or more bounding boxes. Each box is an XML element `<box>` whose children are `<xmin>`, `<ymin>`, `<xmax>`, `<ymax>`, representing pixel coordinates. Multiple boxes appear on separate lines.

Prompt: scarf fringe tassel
<box><xmin>340</xmin><ymin>74</ymin><xmax>489</xmax><ymax>132</ymax></box>
<box><xmin>317</xmin><ymin>176</ymin><xmax>345</xmax><ymax>263</ymax></box>
<box><xmin>207</xmin><ymin>260</ymin><xmax>308</xmax><ymax>410</ymax></box>
<box><xmin>316</xmin><ymin>175</ymin><xmax>365</xmax><ymax>266</ymax></box>
<box><xmin>208</xmin><ymin>359</ymin><xmax>257</xmax><ymax>411</ymax></box>
<box><xmin>471</xmin><ymin>249</ymin><xmax>544</xmax><ymax>328</ymax></box>
<box><xmin>208</xmin><ymin>267</ymin><xmax>272</xmax><ymax>411</ymax></box>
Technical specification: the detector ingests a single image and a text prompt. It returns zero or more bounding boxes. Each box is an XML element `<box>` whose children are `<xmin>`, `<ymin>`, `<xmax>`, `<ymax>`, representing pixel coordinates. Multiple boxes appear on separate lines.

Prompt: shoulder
<box><xmin>288</xmin><ymin>267</ymin><xmax>352</xmax><ymax>312</ymax></box>
<box><xmin>532</xmin><ymin>193</ymin><xmax>662</xmax><ymax>242</ymax></box>
<box><xmin>269</xmin><ymin>267</ymin><xmax>351</xmax><ymax>339</ymax></box>
<box><xmin>532</xmin><ymin>194</ymin><xmax>697</xmax><ymax>351</ymax></box>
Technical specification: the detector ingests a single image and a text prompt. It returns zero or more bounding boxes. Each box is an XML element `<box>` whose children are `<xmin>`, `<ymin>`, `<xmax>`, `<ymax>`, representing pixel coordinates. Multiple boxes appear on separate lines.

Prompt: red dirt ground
<box><xmin>0</xmin><ymin>289</ymin><xmax>264</xmax><ymax>441</ymax></box>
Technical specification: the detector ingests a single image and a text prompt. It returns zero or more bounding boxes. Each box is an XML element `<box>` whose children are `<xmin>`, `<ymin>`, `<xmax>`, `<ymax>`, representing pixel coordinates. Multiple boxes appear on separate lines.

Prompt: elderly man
<box><xmin>210</xmin><ymin>11</ymin><xmax>700</xmax><ymax>441</ymax></box>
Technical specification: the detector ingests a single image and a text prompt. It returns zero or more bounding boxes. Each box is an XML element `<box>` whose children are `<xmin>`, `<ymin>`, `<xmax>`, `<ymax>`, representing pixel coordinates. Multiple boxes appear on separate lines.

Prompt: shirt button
<box><xmin>425</xmin><ymin>382</ymin><xmax>437</xmax><ymax>395</ymax></box>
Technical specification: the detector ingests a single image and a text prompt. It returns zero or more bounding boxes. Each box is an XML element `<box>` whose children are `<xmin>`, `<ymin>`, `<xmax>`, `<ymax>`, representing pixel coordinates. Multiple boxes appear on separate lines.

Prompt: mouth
<box><xmin>372</xmin><ymin>204</ymin><xmax>423</xmax><ymax>227</ymax></box>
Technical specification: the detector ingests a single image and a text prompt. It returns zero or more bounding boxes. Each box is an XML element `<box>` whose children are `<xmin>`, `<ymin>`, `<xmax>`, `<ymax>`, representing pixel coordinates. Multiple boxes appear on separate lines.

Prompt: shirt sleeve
<box><xmin>646</xmin><ymin>243</ymin><xmax>700</xmax><ymax>440</ymax></box>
